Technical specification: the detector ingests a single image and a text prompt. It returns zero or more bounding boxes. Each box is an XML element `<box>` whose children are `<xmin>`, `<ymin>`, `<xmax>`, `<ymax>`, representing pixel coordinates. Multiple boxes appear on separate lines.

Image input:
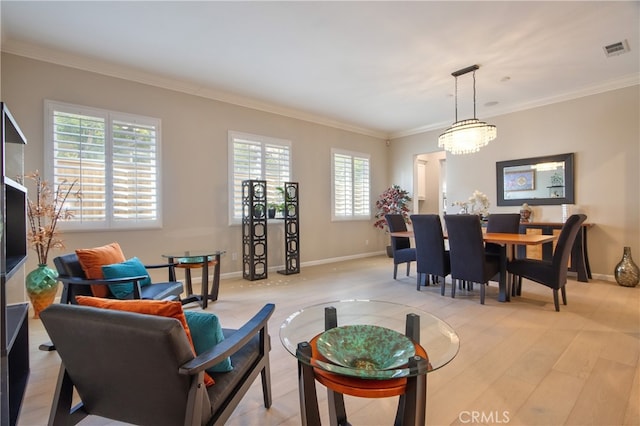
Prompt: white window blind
<box><xmin>45</xmin><ymin>100</ymin><xmax>161</xmax><ymax>230</ymax></box>
<box><xmin>332</xmin><ymin>149</ymin><xmax>370</xmax><ymax>220</ymax></box>
<box><xmin>229</xmin><ymin>131</ymin><xmax>291</xmax><ymax>223</ymax></box>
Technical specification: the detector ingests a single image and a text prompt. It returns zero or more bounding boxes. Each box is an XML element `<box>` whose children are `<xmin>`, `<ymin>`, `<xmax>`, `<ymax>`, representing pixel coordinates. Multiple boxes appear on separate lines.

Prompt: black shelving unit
<box><xmin>242</xmin><ymin>180</ymin><xmax>268</xmax><ymax>281</ymax></box>
<box><xmin>278</xmin><ymin>182</ymin><xmax>300</xmax><ymax>275</ymax></box>
<box><xmin>1</xmin><ymin>102</ymin><xmax>29</xmax><ymax>426</ymax></box>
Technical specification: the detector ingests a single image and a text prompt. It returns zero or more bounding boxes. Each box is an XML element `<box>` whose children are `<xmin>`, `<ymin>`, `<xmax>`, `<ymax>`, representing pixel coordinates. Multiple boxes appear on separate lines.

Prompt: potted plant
<box><xmin>373</xmin><ymin>185</ymin><xmax>412</xmax><ymax>257</ymax></box>
<box><xmin>19</xmin><ymin>171</ymin><xmax>78</xmax><ymax>318</ymax></box>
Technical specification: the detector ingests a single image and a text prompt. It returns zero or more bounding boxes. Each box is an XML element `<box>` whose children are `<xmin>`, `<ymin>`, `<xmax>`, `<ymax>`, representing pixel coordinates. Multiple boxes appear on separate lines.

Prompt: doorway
<box><xmin>414</xmin><ymin>151</ymin><xmax>447</xmax><ymax>216</ymax></box>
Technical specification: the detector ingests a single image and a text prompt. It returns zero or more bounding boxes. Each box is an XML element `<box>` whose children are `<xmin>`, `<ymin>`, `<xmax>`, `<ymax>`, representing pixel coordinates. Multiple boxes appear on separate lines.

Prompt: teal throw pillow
<box><xmin>102</xmin><ymin>257</ymin><xmax>152</xmax><ymax>299</ymax></box>
<box><xmin>184</xmin><ymin>310</ymin><xmax>233</xmax><ymax>373</ymax></box>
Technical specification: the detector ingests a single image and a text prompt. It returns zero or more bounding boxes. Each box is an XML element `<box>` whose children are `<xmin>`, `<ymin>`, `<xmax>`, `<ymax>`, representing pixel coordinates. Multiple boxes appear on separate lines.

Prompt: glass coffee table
<box><xmin>162</xmin><ymin>250</ymin><xmax>225</xmax><ymax>309</ymax></box>
<box><xmin>280</xmin><ymin>299</ymin><xmax>459</xmax><ymax>425</ymax></box>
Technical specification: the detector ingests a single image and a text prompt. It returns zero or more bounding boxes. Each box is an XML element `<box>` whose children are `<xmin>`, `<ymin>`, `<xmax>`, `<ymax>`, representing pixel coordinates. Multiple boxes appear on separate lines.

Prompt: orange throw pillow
<box><xmin>75</xmin><ymin>296</ymin><xmax>215</xmax><ymax>387</ymax></box>
<box><xmin>76</xmin><ymin>242</ymin><xmax>126</xmax><ymax>297</ymax></box>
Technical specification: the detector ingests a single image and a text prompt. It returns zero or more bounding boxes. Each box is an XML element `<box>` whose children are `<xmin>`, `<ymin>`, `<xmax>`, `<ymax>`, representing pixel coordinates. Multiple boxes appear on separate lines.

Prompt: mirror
<box><xmin>496</xmin><ymin>153</ymin><xmax>574</xmax><ymax>206</ymax></box>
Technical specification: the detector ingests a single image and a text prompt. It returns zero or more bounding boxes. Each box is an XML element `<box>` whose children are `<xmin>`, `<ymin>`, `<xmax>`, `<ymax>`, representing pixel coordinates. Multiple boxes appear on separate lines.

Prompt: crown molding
<box><xmin>1</xmin><ymin>40</ymin><xmax>388</xmax><ymax>139</ymax></box>
<box><xmin>390</xmin><ymin>73</ymin><xmax>640</xmax><ymax>139</ymax></box>
<box><xmin>3</xmin><ymin>39</ymin><xmax>637</xmax><ymax>142</ymax></box>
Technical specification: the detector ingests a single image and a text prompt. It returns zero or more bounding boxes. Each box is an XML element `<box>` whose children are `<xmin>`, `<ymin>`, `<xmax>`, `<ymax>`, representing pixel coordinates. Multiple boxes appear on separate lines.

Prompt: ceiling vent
<box><xmin>603</xmin><ymin>40</ymin><xmax>630</xmax><ymax>57</ymax></box>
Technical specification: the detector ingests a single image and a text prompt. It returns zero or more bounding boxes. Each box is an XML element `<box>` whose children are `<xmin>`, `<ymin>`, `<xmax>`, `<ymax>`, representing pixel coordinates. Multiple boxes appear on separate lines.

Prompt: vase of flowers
<box><xmin>453</xmin><ymin>190</ymin><xmax>491</xmax><ymax>220</ymax></box>
<box><xmin>373</xmin><ymin>185</ymin><xmax>412</xmax><ymax>257</ymax></box>
<box><xmin>19</xmin><ymin>171</ymin><xmax>78</xmax><ymax>318</ymax></box>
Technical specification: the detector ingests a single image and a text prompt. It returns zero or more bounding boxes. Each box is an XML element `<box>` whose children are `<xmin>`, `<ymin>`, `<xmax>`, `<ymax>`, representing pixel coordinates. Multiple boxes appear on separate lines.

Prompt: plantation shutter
<box><xmin>353</xmin><ymin>156</ymin><xmax>370</xmax><ymax>216</ymax></box>
<box><xmin>52</xmin><ymin>109</ymin><xmax>106</xmax><ymax>224</ymax></box>
<box><xmin>332</xmin><ymin>150</ymin><xmax>370</xmax><ymax>220</ymax></box>
<box><xmin>333</xmin><ymin>153</ymin><xmax>353</xmax><ymax>216</ymax></box>
<box><xmin>230</xmin><ymin>132</ymin><xmax>291</xmax><ymax>221</ymax></box>
<box><xmin>46</xmin><ymin>100</ymin><xmax>161</xmax><ymax>230</ymax></box>
<box><xmin>111</xmin><ymin>118</ymin><xmax>158</xmax><ymax>222</ymax></box>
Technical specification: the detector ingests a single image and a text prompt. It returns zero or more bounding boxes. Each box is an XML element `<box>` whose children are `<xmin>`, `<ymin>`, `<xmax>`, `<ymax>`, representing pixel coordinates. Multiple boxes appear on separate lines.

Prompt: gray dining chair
<box><xmin>385</xmin><ymin>214</ymin><xmax>417</xmax><ymax>279</ymax></box>
<box><xmin>485</xmin><ymin>213</ymin><xmax>522</xmax><ymax>257</ymax></box>
<box><xmin>410</xmin><ymin>214</ymin><xmax>451</xmax><ymax>294</ymax></box>
<box><xmin>508</xmin><ymin>214</ymin><xmax>587</xmax><ymax>311</ymax></box>
<box><xmin>444</xmin><ymin>214</ymin><xmax>501</xmax><ymax>304</ymax></box>
<box><xmin>485</xmin><ymin>213</ymin><xmax>522</xmax><ymax>285</ymax></box>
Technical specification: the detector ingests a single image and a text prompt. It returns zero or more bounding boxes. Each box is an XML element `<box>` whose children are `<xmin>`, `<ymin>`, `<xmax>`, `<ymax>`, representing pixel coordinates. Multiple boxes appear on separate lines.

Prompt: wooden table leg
<box><xmin>400</xmin><ymin>356</ymin><xmax>428</xmax><ymax>426</ymax></box>
<box><xmin>207</xmin><ymin>253</ymin><xmax>222</xmax><ymax>302</ymax></box>
<box><xmin>571</xmin><ymin>227</ymin><xmax>590</xmax><ymax>282</ymax></box>
<box><xmin>201</xmin><ymin>260</ymin><xmax>209</xmax><ymax>309</ymax></box>
<box><xmin>297</xmin><ymin>342</ymin><xmax>321</xmax><ymax>426</ymax></box>
<box><xmin>498</xmin><ymin>244</ymin><xmax>510</xmax><ymax>302</ymax></box>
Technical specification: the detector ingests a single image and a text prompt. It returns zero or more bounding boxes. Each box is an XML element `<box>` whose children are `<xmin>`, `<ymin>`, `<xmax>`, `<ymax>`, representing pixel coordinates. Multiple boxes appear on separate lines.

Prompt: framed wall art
<box><xmin>504</xmin><ymin>170</ymin><xmax>535</xmax><ymax>191</ymax></box>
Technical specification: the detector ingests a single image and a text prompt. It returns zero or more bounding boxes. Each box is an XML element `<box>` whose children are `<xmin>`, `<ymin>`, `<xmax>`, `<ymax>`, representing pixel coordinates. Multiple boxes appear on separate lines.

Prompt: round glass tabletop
<box><xmin>162</xmin><ymin>250</ymin><xmax>225</xmax><ymax>264</ymax></box>
<box><xmin>280</xmin><ymin>299</ymin><xmax>459</xmax><ymax>379</ymax></box>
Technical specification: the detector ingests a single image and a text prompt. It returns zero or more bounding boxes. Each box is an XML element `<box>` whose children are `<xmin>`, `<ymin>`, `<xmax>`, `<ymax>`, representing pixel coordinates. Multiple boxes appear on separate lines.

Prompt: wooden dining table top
<box><xmin>389</xmin><ymin>231</ymin><xmax>556</xmax><ymax>245</ymax></box>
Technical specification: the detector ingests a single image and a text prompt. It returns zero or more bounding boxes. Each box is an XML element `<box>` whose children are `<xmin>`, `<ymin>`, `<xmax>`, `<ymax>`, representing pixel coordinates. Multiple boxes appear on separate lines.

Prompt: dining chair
<box><xmin>507</xmin><ymin>214</ymin><xmax>587</xmax><ymax>311</ymax></box>
<box><xmin>485</xmin><ymin>213</ymin><xmax>522</xmax><ymax>286</ymax></box>
<box><xmin>385</xmin><ymin>214</ymin><xmax>417</xmax><ymax>279</ymax></box>
<box><xmin>485</xmin><ymin>213</ymin><xmax>522</xmax><ymax>257</ymax></box>
<box><xmin>444</xmin><ymin>214</ymin><xmax>501</xmax><ymax>304</ymax></box>
<box><xmin>410</xmin><ymin>214</ymin><xmax>451</xmax><ymax>295</ymax></box>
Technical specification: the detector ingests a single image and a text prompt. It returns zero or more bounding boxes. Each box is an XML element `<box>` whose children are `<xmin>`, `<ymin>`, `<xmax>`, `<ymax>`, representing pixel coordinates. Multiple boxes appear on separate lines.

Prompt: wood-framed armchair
<box><xmin>53</xmin><ymin>252</ymin><xmax>184</xmax><ymax>304</ymax></box>
<box><xmin>40</xmin><ymin>302</ymin><xmax>275</xmax><ymax>426</ymax></box>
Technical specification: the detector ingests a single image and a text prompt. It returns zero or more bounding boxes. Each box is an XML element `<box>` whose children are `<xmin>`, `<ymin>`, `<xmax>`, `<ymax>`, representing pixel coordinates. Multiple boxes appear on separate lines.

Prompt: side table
<box><xmin>280</xmin><ymin>300</ymin><xmax>459</xmax><ymax>425</ymax></box>
<box><xmin>162</xmin><ymin>250</ymin><xmax>225</xmax><ymax>309</ymax></box>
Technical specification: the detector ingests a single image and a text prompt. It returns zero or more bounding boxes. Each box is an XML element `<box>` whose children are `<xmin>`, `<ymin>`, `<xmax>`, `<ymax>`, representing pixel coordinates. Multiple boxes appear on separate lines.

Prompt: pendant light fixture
<box><xmin>438</xmin><ymin>64</ymin><xmax>496</xmax><ymax>155</ymax></box>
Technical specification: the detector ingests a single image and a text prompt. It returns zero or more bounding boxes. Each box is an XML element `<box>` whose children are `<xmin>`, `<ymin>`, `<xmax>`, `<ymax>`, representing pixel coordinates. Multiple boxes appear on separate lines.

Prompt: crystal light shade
<box><xmin>438</xmin><ymin>118</ymin><xmax>497</xmax><ymax>155</ymax></box>
<box><xmin>439</xmin><ymin>64</ymin><xmax>497</xmax><ymax>155</ymax></box>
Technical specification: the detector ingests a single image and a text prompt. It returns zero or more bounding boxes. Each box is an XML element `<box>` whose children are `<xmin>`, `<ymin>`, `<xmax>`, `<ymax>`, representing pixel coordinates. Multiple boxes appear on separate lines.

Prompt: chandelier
<box><xmin>438</xmin><ymin>64</ymin><xmax>496</xmax><ymax>155</ymax></box>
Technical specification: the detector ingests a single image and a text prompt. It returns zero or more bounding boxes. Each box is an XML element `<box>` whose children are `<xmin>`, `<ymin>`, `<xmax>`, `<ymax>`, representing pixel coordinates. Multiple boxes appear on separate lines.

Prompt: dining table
<box><xmin>390</xmin><ymin>230</ymin><xmax>556</xmax><ymax>302</ymax></box>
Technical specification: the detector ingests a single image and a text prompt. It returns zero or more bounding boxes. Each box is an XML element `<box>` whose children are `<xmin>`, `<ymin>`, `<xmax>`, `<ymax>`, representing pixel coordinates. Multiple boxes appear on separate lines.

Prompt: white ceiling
<box><xmin>1</xmin><ymin>1</ymin><xmax>639</xmax><ymax>138</ymax></box>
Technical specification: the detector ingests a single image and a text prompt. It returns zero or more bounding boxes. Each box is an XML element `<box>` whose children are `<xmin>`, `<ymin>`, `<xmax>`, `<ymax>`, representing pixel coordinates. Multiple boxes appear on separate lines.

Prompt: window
<box><xmin>332</xmin><ymin>149</ymin><xmax>370</xmax><ymax>220</ymax></box>
<box><xmin>45</xmin><ymin>100</ymin><xmax>161</xmax><ymax>230</ymax></box>
<box><xmin>228</xmin><ymin>131</ymin><xmax>291</xmax><ymax>223</ymax></box>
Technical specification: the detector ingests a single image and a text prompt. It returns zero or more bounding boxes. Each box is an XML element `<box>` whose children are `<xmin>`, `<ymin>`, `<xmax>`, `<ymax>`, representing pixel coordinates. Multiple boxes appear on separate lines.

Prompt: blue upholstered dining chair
<box><xmin>508</xmin><ymin>214</ymin><xmax>587</xmax><ymax>311</ymax></box>
<box><xmin>443</xmin><ymin>214</ymin><xmax>501</xmax><ymax>304</ymax></box>
<box><xmin>384</xmin><ymin>214</ymin><xmax>416</xmax><ymax>280</ymax></box>
<box><xmin>410</xmin><ymin>214</ymin><xmax>451</xmax><ymax>294</ymax></box>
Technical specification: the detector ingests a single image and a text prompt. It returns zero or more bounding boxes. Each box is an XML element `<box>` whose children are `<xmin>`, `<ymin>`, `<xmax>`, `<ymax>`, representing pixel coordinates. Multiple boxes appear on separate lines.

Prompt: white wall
<box><xmin>1</xmin><ymin>53</ymin><xmax>391</xmax><ymax>290</ymax></box>
<box><xmin>2</xmin><ymin>52</ymin><xmax>638</xmax><ymax>291</ymax></box>
<box><xmin>391</xmin><ymin>85</ymin><xmax>640</xmax><ymax>279</ymax></box>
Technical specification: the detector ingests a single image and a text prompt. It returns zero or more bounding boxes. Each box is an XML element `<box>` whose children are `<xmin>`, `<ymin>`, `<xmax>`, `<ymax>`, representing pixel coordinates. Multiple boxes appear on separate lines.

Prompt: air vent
<box><xmin>603</xmin><ymin>40</ymin><xmax>630</xmax><ymax>57</ymax></box>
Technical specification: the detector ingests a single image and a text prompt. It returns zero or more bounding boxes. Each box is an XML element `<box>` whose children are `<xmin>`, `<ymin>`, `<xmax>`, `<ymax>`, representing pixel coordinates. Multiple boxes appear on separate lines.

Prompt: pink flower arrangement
<box><xmin>373</xmin><ymin>185</ymin><xmax>412</xmax><ymax>230</ymax></box>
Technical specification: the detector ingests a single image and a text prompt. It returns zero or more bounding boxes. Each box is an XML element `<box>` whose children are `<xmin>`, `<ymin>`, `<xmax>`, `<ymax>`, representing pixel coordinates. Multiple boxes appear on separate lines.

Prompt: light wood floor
<box><xmin>18</xmin><ymin>255</ymin><xmax>640</xmax><ymax>426</ymax></box>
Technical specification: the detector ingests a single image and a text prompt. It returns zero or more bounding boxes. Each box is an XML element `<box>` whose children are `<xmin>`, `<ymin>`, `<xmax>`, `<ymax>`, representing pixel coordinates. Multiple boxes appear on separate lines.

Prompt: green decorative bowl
<box><xmin>316</xmin><ymin>325</ymin><xmax>415</xmax><ymax>370</ymax></box>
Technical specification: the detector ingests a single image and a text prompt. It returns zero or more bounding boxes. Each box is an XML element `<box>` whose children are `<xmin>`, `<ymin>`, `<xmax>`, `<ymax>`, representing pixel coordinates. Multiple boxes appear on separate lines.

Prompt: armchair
<box><xmin>53</xmin><ymin>252</ymin><xmax>184</xmax><ymax>304</ymax></box>
<box><xmin>40</xmin><ymin>302</ymin><xmax>275</xmax><ymax>425</ymax></box>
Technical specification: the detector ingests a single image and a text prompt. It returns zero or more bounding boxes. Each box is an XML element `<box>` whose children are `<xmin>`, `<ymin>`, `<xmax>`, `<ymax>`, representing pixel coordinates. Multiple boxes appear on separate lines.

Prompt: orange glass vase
<box><xmin>25</xmin><ymin>264</ymin><xmax>59</xmax><ymax>318</ymax></box>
